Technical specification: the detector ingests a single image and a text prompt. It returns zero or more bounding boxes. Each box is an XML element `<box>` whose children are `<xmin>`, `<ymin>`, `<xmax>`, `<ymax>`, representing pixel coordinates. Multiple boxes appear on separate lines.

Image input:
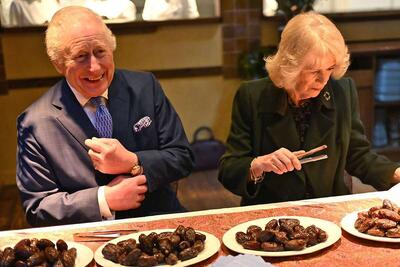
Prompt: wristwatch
<box><xmin>130</xmin><ymin>164</ymin><xmax>143</xmax><ymax>176</ymax></box>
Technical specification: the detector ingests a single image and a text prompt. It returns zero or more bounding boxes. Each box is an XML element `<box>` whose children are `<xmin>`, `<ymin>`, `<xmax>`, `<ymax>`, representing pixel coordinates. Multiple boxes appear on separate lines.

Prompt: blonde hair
<box><xmin>45</xmin><ymin>6</ymin><xmax>116</xmax><ymax>66</ymax></box>
<box><xmin>266</xmin><ymin>12</ymin><xmax>350</xmax><ymax>89</ymax></box>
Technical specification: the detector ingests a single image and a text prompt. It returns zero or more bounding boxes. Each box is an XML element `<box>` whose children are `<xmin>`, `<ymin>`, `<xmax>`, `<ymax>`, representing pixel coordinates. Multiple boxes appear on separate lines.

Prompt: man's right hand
<box><xmin>104</xmin><ymin>175</ymin><xmax>148</xmax><ymax>211</ymax></box>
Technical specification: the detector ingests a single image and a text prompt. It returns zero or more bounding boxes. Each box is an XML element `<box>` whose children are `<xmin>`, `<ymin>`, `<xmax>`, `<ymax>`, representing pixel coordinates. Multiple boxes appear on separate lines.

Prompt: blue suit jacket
<box><xmin>17</xmin><ymin>70</ymin><xmax>194</xmax><ymax>226</ymax></box>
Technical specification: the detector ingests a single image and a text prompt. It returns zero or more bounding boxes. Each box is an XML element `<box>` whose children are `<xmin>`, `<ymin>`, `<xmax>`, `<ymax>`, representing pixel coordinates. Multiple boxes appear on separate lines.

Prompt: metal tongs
<box><xmin>73</xmin><ymin>229</ymin><xmax>138</xmax><ymax>242</ymax></box>
<box><xmin>297</xmin><ymin>145</ymin><xmax>328</xmax><ymax>164</ymax></box>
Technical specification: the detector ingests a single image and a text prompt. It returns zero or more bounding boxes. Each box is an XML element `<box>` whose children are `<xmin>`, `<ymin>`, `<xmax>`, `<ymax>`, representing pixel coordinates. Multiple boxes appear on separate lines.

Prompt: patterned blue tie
<box><xmin>90</xmin><ymin>96</ymin><xmax>113</xmax><ymax>138</ymax></box>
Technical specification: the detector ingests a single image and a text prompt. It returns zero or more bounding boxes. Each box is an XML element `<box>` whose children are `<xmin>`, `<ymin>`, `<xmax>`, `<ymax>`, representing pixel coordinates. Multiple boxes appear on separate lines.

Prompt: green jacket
<box><xmin>218</xmin><ymin>77</ymin><xmax>398</xmax><ymax>206</ymax></box>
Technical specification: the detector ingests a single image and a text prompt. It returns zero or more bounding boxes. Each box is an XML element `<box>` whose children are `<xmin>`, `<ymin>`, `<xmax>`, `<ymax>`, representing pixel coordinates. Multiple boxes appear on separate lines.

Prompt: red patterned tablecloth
<box><xmin>2</xmin><ymin>197</ymin><xmax>400</xmax><ymax>266</ymax></box>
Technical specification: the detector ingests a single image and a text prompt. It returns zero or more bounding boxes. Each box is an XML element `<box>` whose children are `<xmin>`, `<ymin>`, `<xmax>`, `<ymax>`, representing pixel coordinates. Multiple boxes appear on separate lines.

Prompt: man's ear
<box><xmin>51</xmin><ymin>60</ymin><xmax>66</xmax><ymax>75</ymax></box>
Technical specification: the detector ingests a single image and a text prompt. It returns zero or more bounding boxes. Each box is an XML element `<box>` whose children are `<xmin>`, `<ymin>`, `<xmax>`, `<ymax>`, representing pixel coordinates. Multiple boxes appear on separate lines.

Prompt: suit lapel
<box><xmin>258</xmin><ymin>84</ymin><xmax>305</xmax><ymax>184</ymax></box>
<box><xmin>265</xmin><ymin>115</ymin><xmax>301</xmax><ymax>151</ymax></box>
<box><xmin>303</xmin><ymin>82</ymin><xmax>335</xmax><ymax>150</ymax></box>
<box><xmin>108</xmin><ymin>72</ymin><xmax>132</xmax><ymax>144</ymax></box>
<box><xmin>259</xmin><ymin>85</ymin><xmax>301</xmax><ymax>152</ymax></box>
<box><xmin>52</xmin><ymin>80</ymin><xmax>98</xmax><ymax>149</ymax></box>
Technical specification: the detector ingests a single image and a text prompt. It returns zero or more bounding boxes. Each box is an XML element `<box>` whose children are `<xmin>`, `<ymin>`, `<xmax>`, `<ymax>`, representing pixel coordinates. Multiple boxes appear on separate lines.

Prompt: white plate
<box><xmin>341</xmin><ymin>210</ymin><xmax>400</xmax><ymax>243</ymax></box>
<box><xmin>222</xmin><ymin>216</ymin><xmax>341</xmax><ymax>257</ymax></box>
<box><xmin>94</xmin><ymin>229</ymin><xmax>220</xmax><ymax>267</ymax></box>
<box><xmin>1</xmin><ymin>241</ymin><xmax>93</xmax><ymax>267</ymax></box>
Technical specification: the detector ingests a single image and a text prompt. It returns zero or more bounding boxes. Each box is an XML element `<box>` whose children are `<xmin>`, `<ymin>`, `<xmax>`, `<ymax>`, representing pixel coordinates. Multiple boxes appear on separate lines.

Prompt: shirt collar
<box><xmin>67</xmin><ymin>80</ymin><xmax>109</xmax><ymax>107</ymax></box>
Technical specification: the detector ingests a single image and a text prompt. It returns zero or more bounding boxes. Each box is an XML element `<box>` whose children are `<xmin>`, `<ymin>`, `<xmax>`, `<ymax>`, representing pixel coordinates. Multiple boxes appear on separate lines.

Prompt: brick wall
<box><xmin>222</xmin><ymin>0</ymin><xmax>262</xmax><ymax>77</ymax></box>
<box><xmin>0</xmin><ymin>35</ymin><xmax>6</xmax><ymax>94</ymax></box>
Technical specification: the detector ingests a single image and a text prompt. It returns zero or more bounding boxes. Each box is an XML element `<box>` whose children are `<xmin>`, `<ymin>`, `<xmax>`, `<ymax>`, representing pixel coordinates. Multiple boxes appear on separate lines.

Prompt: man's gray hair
<box><xmin>45</xmin><ymin>6</ymin><xmax>116</xmax><ymax>66</ymax></box>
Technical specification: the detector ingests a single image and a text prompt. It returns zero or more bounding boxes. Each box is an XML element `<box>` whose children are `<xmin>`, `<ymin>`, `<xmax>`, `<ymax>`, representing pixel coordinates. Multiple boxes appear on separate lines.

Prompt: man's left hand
<box><xmin>85</xmin><ymin>137</ymin><xmax>138</xmax><ymax>174</ymax></box>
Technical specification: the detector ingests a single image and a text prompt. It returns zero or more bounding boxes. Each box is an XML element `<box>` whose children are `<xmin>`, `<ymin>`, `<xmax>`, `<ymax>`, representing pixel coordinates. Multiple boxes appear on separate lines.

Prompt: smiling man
<box><xmin>16</xmin><ymin>6</ymin><xmax>194</xmax><ymax>226</ymax></box>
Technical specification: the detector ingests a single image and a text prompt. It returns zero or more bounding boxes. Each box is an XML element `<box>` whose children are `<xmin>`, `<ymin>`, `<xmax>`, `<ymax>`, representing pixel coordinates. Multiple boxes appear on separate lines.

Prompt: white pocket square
<box><xmin>133</xmin><ymin>116</ymin><xmax>152</xmax><ymax>132</ymax></box>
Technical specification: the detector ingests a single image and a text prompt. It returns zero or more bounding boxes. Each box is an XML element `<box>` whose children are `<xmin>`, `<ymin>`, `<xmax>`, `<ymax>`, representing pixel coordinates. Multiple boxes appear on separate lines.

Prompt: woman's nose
<box><xmin>317</xmin><ymin>71</ymin><xmax>330</xmax><ymax>84</ymax></box>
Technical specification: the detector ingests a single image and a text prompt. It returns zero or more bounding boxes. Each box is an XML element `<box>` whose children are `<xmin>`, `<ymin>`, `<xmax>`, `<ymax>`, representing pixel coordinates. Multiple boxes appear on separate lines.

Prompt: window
<box><xmin>263</xmin><ymin>0</ymin><xmax>400</xmax><ymax>17</ymax></box>
<box><xmin>0</xmin><ymin>0</ymin><xmax>220</xmax><ymax>28</ymax></box>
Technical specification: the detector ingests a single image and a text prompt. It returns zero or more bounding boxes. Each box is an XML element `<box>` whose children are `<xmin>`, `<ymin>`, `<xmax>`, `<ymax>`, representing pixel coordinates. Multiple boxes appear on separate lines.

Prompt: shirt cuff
<box><xmin>98</xmin><ymin>186</ymin><xmax>115</xmax><ymax>220</ymax></box>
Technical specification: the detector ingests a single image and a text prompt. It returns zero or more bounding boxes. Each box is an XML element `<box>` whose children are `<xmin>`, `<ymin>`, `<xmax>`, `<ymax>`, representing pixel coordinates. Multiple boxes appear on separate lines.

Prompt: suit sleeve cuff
<box><xmin>98</xmin><ymin>186</ymin><xmax>115</xmax><ymax>220</ymax></box>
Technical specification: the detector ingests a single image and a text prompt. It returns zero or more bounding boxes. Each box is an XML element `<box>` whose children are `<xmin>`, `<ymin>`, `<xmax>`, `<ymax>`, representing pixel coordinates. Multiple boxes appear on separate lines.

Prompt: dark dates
<box><xmin>44</xmin><ymin>246</ymin><xmax>59</xmax><ymax>263</ymax></box>
<box><xmin>265</xmin><ymin>219</ymin><xmax>279</xmax><ymax>231</ymax></box>
<box><xmin>246</xmin><ymin>225</ymin><xmax>262</xmax><ymax>239</ymax></box>
<box><xmin>236</xmin><ymin>218</ymin><xmax>328</xmax><ymax>252</ymax></box>
<box><xmin>195</xmin><ymin>232</ymin><xmax>206</xmax><ymax>242</ymax></box>
<box><xmin>284</xmin><ymin>239</ymin><xmax>306</xmax><ymax>251</ymax></box>
<box><xmin>0</xmin><ymin>247</ymin><xmax>16</xmax><ymax>267</ymax></box>
<box><xmin>56</xmin><ymin>239</ymin><xmax>68</xmax><ymax>252</ymax></box>
<box><xmin>0</xmin><ymin>238</ymin><xmax>76</xmax><ymax>267</ymax></box>
<box><xmin>256</xmin><ymin>230</ymin><xmax>274</xmax><ymax>243</ymax></box>
<box><xmin>178</xmin><ymin>240</ymin><xmax>191</xmax><ymax>251</ymax></box>
<box><xmin>386</xmin><ymin>227</ymin><xmax>400</xmax><ymax>238</ymax></box>
<box><xmin>235</xmin><ymin>231</ymin><xmax>252</xmax><ymax>244</ymax></box>
<box><xmin>261</xmin><ymin>242</ymin><xmax>284</xmax><ymax>252</ymax></box>
<box><xmin>102</xmin><ymin>225</ymin><xmax>207</xmax><ymax>266</ymax></box>
<box><xmin>158</xmin><ymin>238</ymin><xmax>173</xmax><ymax>255</ymax></box>
<box><xmin>178</xmin><ymin>247</ymin><xmax>198</xmax><ymax>261</ymax></box>
<box><xmin>36</xmin><ymin>239</ymin><xmax>55</xmax><ymax>251</ymax></box>
<box><xmin>137</xmin><ymin>254</ymin><xmax>158</xmax><ymax>267</ymax></box>
<box><xmin>26</xmin><ymin>251</ymin><xmax>46</xmax><ymax>266</ymax></box>
<box><xmin>60</xmin><ymin>248</ymin><xmax>77</xmax><ymax>267</ymax></box>
<box><xmin>102</xmin><ymin>243</ymin><xmax>122</xmax><ymax>263</ymax></box>
<box><xmin>192</xmin><ymin>240</ymin><xmax>205</xmax><ymax>253</ymax></box>
<box><xmin>165</xmin><ymin>253</ymin><xmax>178</xmax><ymax>265</ymax></box>
<box><xmin>242</xmin><ymin>240</ymin><xmax>261</xmax><ymax>250</ymax></box>
<box><xmin>354</xmin><ymin>199</ymin><xmax>400</xmax><ymax>238</ymax></box>
<box><xmin>14</xmin><ymin>243</ymin><xmax>36</xmax><ymax>261</ymax></box>
<box><xmin>184</xmin><ymin>227</ymin><xmax>196</xmax><ymax>244</ymax></box>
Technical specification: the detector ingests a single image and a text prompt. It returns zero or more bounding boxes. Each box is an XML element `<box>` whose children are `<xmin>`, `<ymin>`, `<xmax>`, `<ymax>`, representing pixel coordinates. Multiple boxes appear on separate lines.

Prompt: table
<box><xmin>1</xmin><ymin>191</ymin><xmax>399</xmax><ymax>266</ymax></box>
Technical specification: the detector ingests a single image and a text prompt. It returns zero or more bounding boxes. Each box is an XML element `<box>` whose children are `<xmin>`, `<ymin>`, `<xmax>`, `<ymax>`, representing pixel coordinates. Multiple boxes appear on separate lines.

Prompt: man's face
<box><xmin>58</xmin><ymin>19</ymin><xmax>115</xmax><ymax>98</ymax></box>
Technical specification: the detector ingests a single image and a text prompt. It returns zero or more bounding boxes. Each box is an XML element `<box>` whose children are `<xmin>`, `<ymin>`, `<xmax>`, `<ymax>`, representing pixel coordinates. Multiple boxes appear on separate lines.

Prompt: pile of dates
<box><xmin>355</xmin><ymin>199</ymin><xmax>400</xmax><ymax>237</ymax></box>
<box><xmin>235</xmin><ymin>218</ymin><xmax>328</xmax><ymax>251</ymax></box>
<box><xmin>0</xmin><ymin>238</ymin><xmax>77</xmax><ymax>267</ymax></box>
<box><xmin>101</xmin><ymin>225</ymin><xmax>206</xmax><ymax>266</ymax></box>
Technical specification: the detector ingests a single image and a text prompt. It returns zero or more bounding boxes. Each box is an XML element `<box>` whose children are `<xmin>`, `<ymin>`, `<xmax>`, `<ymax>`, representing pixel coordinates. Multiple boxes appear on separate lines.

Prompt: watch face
<box><xmin>131</xmin><ymin>165</ymin><xmax>143</xmax><ymax>176</ymax></box>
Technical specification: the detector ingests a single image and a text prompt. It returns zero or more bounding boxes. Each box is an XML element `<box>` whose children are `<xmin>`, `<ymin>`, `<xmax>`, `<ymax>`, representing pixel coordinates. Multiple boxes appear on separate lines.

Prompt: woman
<box><xmin>218</xmin><ymin>12</ymin><xmax>400</xmax><ymax>206</ymax></box>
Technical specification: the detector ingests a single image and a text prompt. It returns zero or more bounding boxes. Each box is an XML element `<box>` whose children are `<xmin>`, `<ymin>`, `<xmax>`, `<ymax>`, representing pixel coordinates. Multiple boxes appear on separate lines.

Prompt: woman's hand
<box><xmin>251</xmin><ymin>148</ymin><xmax>305</xmax><ymax>176</ymax></box>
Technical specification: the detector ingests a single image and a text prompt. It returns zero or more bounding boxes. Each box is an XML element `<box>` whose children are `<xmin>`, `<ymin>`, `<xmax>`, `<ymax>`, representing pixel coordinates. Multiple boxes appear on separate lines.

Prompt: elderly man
<box><xmin>16</xmin><ymin>6</ymin><xmax>194</xmax><ymax>226</ymax></box>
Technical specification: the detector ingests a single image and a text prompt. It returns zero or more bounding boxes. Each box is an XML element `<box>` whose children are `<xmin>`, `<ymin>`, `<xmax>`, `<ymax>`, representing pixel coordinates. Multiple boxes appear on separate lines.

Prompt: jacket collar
<box><xmin>257</xmin><ymin>79</ymin><xmax>288</xmax><ymax>116</ymax></box>
<box><xmin>107</xmin><ymin>71</ymin><xmax>132</xmax><ymax>141</ymax></box>
<box><xmin>51</xmin><ymin>79</ymin><xmax>98</xmax><ymax>149</ymax></box>
<box><xmin>258</xmin><ymin>78</ymin><xmax>336</xmax><ymax>151</ymax></box>
<box><xmin>257</xmin><ymin>78</ymin><xmax>335</xmax><ymax>116</ymax></box>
